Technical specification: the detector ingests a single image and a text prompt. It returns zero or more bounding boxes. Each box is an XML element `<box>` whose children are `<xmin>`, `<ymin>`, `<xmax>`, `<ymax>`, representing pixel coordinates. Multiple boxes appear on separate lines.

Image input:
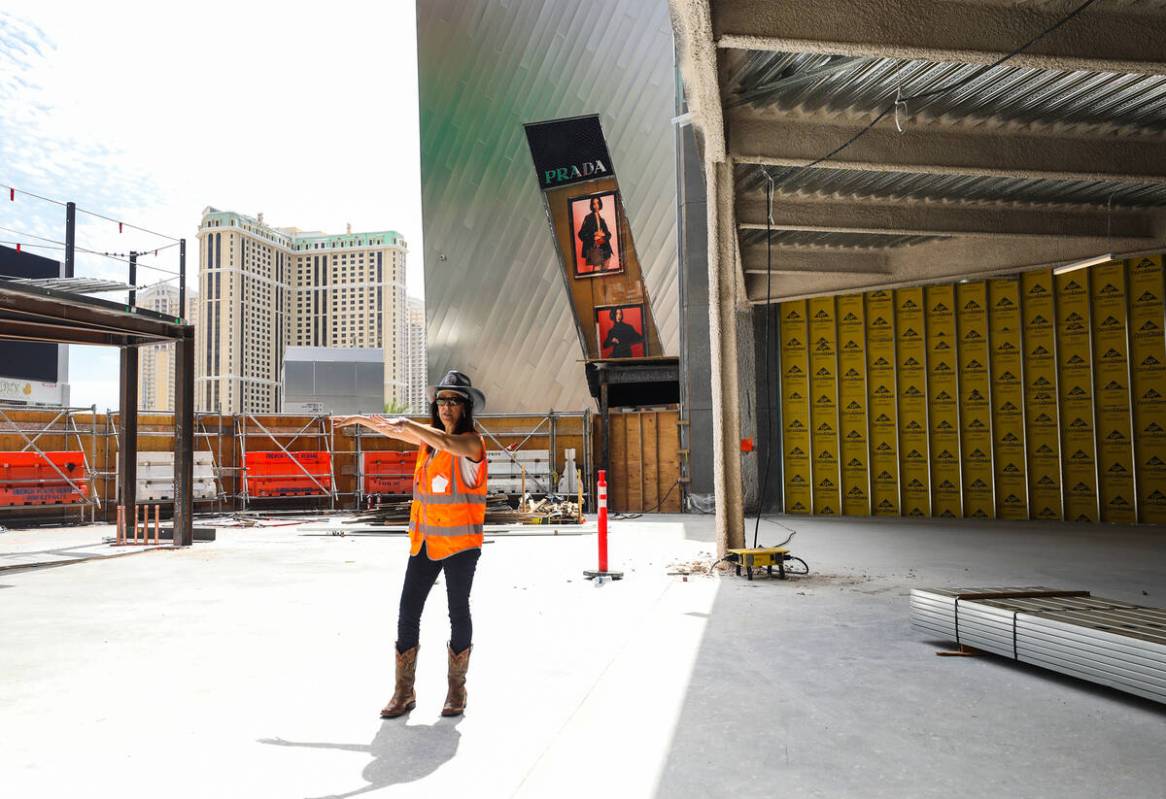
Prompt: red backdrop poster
<box><xmin>595</xmin><ymin>303</ymin><xmax>645</xmax><ymax>358</ymax></box>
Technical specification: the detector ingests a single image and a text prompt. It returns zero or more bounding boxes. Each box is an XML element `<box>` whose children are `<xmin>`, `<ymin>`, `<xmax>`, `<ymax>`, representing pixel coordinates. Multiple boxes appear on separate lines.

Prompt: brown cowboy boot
<box><xmin>380</xmin><ymin>645</ymin><xmax>418</xmax><ymax>718</ymax></box>
<box><xmin>442</xmin><ymin>644</ymin><xmax>472</xmax><ymax>717</ymax></box>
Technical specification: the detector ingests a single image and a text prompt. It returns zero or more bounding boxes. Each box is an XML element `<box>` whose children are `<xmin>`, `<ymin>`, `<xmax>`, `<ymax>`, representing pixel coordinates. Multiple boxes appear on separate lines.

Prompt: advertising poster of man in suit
<box><xmin>595</xmin><ymin>303</ymin><xmax>645</xmax><ymax>358</ymax></box>
<box><xmin>569</xmin><ymin>190</ymin><xmax>623</xmax><ymax>278</ymax></box>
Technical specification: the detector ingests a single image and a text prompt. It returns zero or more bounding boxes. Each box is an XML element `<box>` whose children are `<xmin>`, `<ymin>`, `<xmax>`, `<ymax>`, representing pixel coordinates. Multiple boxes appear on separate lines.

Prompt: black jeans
<box><xmin>396</xmin><ymin>541</ymin><xmax>481</xmax><ymax>655</ymax></box>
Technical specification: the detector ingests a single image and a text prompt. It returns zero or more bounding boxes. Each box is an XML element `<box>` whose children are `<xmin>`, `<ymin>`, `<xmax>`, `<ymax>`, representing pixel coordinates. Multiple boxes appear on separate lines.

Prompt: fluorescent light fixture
<box><xmin>1052</xmin><ymin>253</ymin><xmax>1114</xmax><ymax>276</ymax></box>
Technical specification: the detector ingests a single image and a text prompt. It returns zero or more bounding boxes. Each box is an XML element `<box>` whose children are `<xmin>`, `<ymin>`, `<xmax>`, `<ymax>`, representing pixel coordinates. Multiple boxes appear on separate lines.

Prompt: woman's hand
<box><xmin>333</xmin><ymin>415</ymin><xmax>419</xmax><ymax>444</ymax></box>
<box><xmin>368</xmin><ymin>416</ymin><xmax>413</xmax><ymax>440</ymax></box>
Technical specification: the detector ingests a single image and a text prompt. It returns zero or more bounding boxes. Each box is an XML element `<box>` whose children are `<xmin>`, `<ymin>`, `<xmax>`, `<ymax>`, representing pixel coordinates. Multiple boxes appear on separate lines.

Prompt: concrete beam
<box><xmin>712</xmin><ymin>0</ymin><xmax>1166</xmax><ymax>76</ymax></box>
<box><xmin>728</xmin><ymin>113</ymin><xmax>1166</xmax><ymax>184</ymax></box>
<box><xmin>746</xmin><ymin>232</ymin><xmax>1166</xmax><ymax>303</ymax></box>
<box><xmin>748</xmin><ymin>271</ymin><xmax>900</xmax><ymax>302</ymax></box>
<box><xmin>741</xmin><ymin>246</ymin><xmax>889</xmax><ymax>275</ymax></box>
<box><xmin>735</xmin><ymin>196</ymin><xmax>1158</xmax><ymax>239</ymax></box>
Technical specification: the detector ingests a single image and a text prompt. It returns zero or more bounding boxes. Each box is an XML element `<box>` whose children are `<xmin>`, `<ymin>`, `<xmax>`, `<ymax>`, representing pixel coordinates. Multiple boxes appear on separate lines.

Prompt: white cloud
<box><xmin>1</xmin><ymin>0</ymin><xmax>424</xmax><ymax>409</ymax></box>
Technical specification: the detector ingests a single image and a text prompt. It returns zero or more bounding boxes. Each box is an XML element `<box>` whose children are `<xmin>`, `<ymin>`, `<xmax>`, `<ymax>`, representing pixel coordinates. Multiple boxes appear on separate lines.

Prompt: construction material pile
<box><xmin>912</xmin><ymin>587</ymin><xmax>1166</xmax><ymax>703</ymax></box>
<box><xmin>349</xmin><ymin>495</ymin><xmax>582</xmax><ymax>526</ymax></box>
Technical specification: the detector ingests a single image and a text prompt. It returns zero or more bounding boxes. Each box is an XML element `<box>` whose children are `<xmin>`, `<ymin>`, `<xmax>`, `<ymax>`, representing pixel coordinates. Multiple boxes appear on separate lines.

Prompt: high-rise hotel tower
<box><xmin>195</xmin><ymin>208</ymin><xmax>408</xmax><ymax>414</ymax></box>
<box><xmin>137</xmin><ymin>281</ymin><xmax>199</xmax><ymax>411</ymax></box>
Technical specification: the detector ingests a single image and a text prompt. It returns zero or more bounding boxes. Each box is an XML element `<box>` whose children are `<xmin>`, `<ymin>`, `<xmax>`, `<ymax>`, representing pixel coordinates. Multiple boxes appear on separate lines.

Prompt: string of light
<box><xmin>1</xmin><ymin>182</ymin><xmax>182</xmax><ymax>242</ymax></box>
<box><xmin>0</xmin><ymin>224</ymin><xmax>180</xmax><ymax>276</ymax></box>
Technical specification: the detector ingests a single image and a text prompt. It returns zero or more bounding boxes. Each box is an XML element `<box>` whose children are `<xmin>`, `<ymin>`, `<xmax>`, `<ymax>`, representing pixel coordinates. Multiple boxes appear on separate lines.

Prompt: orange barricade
<box><xmin>244</xmin><ymin>451</ymin><xmax>333</xmax><ymax>497</ymax></box>
<box><xmin>362</xmin><ymin>451</ymin><xmax>415</xmax><ymax>495</ymax></box>
<box><xmin>0</xmin><ymin>451</ymin><xmax>90</xmax><ymax>506</ymax></box>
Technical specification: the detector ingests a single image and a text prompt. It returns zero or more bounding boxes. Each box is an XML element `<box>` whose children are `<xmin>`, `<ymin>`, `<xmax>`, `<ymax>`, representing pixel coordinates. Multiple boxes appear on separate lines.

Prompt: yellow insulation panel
<box><xmin>1021</xmin><ymin>269</ymin><xmax>1062</xmax><ymax>520</ymax></box>
<box><xmin>1090</xmin><ymin>262</ymin><xmax>1136</xmax><ymax>523</ymax></box>
<box><xmin>925</xmin><ymin>284</ymin><xmax>961</xmax><ymax>519</ymax></box>
<box><xmin>809</xmin><ymin>297</ymin><xmax>840</xmax><ymax>516</ymax></box>
<box><xmin>865</xmin><ymin>290</ymin><xmax>899</xmax><ymax>516</ymax></box>
<box><xmin>1128</xmin><ymin>255</ymin><xmax>1166</xmax><ymax>524</ymax></box>
<box><xmin>836</xmin><ymin>293</ymin><xmax>870</xmax><ymax>516</ymax></box>
<box><xmin>957</xmin><ymin>282</ymin><xmax>994</xmax><ymax>519</ymax></box>
<box><xmin>780</xmin><ymin>301</ymin><xmax>811</xmax><ymax>514</ymax></box>
<box><xmin>896</xmin><ymin>287</ymin><xmax>930</xmax><ymax>518</ymax></box>
<box><xmin>989</xmin><ymin>279</ymin><xmax>1028</xmax><ymax>519</ymax></box>
<box><xmin>1056</xmin><ymin>271</ymin><xmax>1099</xmax><ymax>523</ymax></box>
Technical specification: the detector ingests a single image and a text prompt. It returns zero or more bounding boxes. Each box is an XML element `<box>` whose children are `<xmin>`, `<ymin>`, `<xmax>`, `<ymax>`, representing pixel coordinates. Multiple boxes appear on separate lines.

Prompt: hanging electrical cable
<box><xmin>753</xmin><ymin>174</ymin><xmax>775</xmax><ymax>549</ymax></box>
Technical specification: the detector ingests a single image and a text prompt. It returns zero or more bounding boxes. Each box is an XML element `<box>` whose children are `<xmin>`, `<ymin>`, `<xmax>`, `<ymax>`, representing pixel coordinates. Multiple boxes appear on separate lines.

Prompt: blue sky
<box><xmin>0</xmin><ymin>1</ymin><xmax>423</xmax><ymax>410</ymax></box>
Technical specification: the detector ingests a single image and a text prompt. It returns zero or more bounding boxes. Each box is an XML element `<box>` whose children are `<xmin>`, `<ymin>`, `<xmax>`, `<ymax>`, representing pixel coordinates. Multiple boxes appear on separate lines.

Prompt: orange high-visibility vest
<box><xmin>408</xmin><ymin>437</ymin><xmax>487</xmax><ymax>559</ymax></box>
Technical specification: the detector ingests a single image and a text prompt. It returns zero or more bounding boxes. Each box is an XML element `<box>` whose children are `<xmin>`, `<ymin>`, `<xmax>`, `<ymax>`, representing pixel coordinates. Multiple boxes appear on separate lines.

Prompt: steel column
<box><xmin>172</xmin><ymin>331</ymin><xmax>195</xmax><ymax>546</ymax></box>
<box><xmin>117</xmin><ymin>346</ymin><xmax>139</xmax><ymax>520</ymax></box>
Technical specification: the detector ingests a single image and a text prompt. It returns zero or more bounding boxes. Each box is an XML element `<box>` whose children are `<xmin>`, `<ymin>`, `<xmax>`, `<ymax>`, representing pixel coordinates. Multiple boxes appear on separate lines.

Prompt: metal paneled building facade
<box><xmin>417</xmin><ymin>0</ymin><xmax>680</xmax><ymax>412</ymax></box>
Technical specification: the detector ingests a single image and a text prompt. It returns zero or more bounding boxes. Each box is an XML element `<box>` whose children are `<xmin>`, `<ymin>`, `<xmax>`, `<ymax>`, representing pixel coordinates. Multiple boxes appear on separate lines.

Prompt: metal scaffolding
<box><xmin>236</xmin><ymin>414</ymin><xmax>337</xmax><ymax>511</ymax></box>
<box><xmin>0</xmin><ymin>403</ymin><xmax>103</xmax><ymax>523</ymax></box>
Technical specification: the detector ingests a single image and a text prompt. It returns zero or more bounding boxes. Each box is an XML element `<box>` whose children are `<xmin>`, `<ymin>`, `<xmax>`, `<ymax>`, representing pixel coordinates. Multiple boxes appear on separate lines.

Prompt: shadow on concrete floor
<box><xmin>260</xmin><ymin>716</ymin><xmax>463</xmax><ymax>798</ymax></box>
<box><xmin>653</xmin><ymin>519</ymin><xmax>1166</xmax><ymax>799</ymax></box>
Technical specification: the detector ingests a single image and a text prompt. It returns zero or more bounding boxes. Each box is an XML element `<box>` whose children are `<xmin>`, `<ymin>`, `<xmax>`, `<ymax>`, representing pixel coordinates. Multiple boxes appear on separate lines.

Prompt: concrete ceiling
<box><xmin>670</xmin><ymin>0</ymin><xmax>1166</xmax><ymax>302</ymax></box>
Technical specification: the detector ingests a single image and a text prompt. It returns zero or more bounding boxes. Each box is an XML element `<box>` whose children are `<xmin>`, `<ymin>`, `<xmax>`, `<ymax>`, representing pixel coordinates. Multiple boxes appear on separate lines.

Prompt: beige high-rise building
<box><xmin>137</xmin><ymin>282</ymin><xmax>198</xmax><ymax>411</ymax></box>
<box><xmin>404</xmin><ymin>296</ymin><xmax>427</xmax><ymax>412</ymax></box>
<box><xmin>195</xmin><ymin>208</ymin><xmax>408</xmax><ymax>414</ymax></box>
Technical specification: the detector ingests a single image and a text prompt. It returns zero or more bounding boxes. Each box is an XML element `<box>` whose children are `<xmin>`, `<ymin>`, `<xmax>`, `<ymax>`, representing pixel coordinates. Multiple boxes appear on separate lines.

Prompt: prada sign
<box><xmin>524</xmin><ymin>114</ymin><xmax>615</xmax><ymax>191</ymax></box>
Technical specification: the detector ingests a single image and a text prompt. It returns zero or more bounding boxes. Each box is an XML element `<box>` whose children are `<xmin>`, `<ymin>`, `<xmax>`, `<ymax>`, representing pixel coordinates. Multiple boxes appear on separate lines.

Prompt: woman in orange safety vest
<box><xmin>336</xmin><ymin>370</ymin><xmax>487</xmax><ymax>718</ymax></box>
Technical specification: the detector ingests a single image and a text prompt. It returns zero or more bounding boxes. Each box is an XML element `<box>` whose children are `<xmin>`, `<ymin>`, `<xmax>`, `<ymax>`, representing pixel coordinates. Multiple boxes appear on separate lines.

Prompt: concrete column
<box><xmin>706</xmin><ymin>159</ymin><xmax>746</xmax><ymax>554</ymax></box>
<box><xmin>677</xmin><ymin>115</ymin><xmax>715</xmax><ymax>498</ymax></box>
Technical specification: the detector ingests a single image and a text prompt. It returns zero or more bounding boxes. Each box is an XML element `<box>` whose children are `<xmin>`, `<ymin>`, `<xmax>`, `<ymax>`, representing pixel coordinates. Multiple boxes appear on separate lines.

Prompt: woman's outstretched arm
<box><xmin>333</xmin><ymin>415</ymin><xmax>424</xmax><ymax>446</ymax></box>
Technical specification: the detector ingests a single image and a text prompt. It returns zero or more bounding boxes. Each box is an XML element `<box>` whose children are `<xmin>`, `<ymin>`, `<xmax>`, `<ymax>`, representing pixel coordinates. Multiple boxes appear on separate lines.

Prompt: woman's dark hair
<box><xmin>430</xmin><ymin>393</ymin><xmax>475</xmax><ymax>434</ymax></box>
<box><xmin>590</xmin><ymin>196</ymin><xmax>603</xmax><ymax>210</ymax></box>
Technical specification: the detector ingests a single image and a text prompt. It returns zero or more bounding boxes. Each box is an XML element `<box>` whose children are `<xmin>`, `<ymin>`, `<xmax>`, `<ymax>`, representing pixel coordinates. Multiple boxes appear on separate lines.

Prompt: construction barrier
<box><xmin>0</xmin><ymin>451</ymin><xmax>90</xmax><ymax>506</ymax></box>
<box><xmin>362</xmin><ymin>451</ymin><xmax>415</xmax><ymax>495</ymax></box>
<box><xmin>244</xmin><ymin>451</ymin><xmax>332</xmax><ymax>497</ymax></box>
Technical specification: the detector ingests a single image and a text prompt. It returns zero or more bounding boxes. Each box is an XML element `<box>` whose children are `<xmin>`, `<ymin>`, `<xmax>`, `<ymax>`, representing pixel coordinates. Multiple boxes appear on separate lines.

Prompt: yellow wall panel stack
<box><xmin>780</xmin><ymin>301</ymin><xmax>812</xmax><ymax>514</ymax></box>
<box><xmin>1021</xmin><ymin>269</ymin><xmax>1062</xmax><ymax>520</ymax></box>
<box><xmin>836</xmin><ymin>294</ymin><xmax>870</xmax><ymax>516</ymax></box>
<box><xmin>865</xmin><ymin>290</ymin><xmax>899</xmax><ymax>516</ymax></box>
<box><xmin>896</xmin><ymin>287</ymin><xmax>930</xmax><ymax>517</ymax></box>
<box><xmin>1090</xmin><ymin>262</ymin><xmax>1136</xmax><ymax>523</ymax></box>
<box><xmin>989</xmin><ymin>279</ymin><xmax>1028</xmax><ymax>519</ymax></box>
<box><xmin>957</xmin><ymin>282</ymin><xmax>994</xmax><ymax>518</ymax></box>
<box><xmin>925</xmin><ymin>284</ymin><xmax>961</xmax><ymax>518</ymax></box>
<box><xmin>809</xmin><ymin>297</ymin><xmax>840</xmax><ymax>516</ymax></box>
<box><xmin>1056</xmin><ymin>271</ymin><xmax>1099</xmax><ymax>522</ymax></box>
<box><xmin>1128</xmin><ymin>255</ymin><xmax>1166</xmax><ymax>524</ymax></box>
<box><xmin>775</xmin><ymin>253</ymin><xmax>1166</xmax><ymax>526</ymax></box>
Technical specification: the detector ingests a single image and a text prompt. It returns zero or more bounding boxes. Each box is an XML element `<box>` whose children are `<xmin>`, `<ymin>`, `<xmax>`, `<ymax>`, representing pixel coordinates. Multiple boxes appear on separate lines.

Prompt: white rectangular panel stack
<box><xmin>134</xmin><ymin>451</ymin><xmax>217</xmax><ymax>502</ymax></box>
<box><xmin>486</xmin><ymin>449</ymin><xmax>553</xmax><ymax>494</ymax></box>
<box><xmin>911</xmin><ymin>587</ymin><xmax>1166</xmax><ymax>703</ymax></box>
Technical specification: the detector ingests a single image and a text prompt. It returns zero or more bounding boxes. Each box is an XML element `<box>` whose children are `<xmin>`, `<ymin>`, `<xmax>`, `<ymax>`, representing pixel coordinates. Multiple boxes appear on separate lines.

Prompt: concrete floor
<box><xmin>0</xmin><ymin>514</ymin><xmax>1163</xmax><ymax>798</ymax></box>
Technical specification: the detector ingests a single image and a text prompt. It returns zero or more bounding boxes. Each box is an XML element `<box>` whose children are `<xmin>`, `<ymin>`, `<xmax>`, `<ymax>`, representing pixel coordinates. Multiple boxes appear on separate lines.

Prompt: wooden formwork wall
<box><xmin>598</xmin><ymin>408</ymin><xmax>683</xmax><ymax>513</ymax></box>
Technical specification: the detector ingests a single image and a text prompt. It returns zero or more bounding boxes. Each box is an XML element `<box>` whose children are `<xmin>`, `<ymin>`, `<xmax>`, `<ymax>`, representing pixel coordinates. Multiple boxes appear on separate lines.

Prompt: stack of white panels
<box><xmin>911</xmin><ymin>587</ymin><xmax>1166</xmax><ymax>704</ymax></box>
<box><xmin>486</xmin><ymin>450</ymin><xmax>553</xmax><ymax>494</ymax></box>
<box><xmin>134</xmin><ymin>451</ymin><xmax>217</xmax><ymax>501</ymax></box>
